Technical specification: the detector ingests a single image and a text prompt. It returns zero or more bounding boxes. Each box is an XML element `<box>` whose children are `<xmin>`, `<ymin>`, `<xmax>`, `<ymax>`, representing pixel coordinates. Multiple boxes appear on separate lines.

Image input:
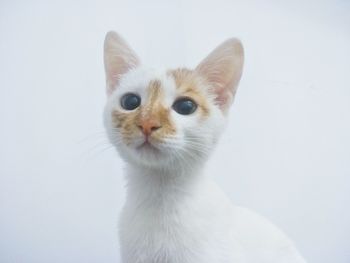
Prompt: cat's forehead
<box><xmin>115</xmin><ymin>67</ymin><xmax>207</xmax><ymax>98</ymax></box>
<box><xmin>116</xmin><ymin>67</ymin><xmax>177</xmax><ymax>100</ymax></box>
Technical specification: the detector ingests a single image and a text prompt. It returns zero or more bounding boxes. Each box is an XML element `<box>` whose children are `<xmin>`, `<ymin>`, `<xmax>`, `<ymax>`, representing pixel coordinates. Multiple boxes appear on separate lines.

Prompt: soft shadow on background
<box><xmin>0</xmin><ymin>0</ymin><xmax>349</xmax><ymax>262</ymax></box>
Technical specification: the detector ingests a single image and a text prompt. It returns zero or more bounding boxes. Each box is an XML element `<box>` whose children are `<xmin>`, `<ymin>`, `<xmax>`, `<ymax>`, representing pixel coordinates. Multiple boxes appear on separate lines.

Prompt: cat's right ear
<box><xmin>104</xmin><ymin>31</ymin><xmax>140</xmax><ymax>95</ymax></box>
<box><xmin>195</xmin><ymin>38</ymin><xmax>244</xmax><ymax>112</ymax></box>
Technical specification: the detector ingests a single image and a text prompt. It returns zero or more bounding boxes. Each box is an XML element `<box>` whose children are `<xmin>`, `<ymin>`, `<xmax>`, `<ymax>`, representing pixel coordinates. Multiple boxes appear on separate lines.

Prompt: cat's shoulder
<box><xmin>230</xmin><ymin>205</ymin><xmax>306</xmax><ymax>263</ymax></box>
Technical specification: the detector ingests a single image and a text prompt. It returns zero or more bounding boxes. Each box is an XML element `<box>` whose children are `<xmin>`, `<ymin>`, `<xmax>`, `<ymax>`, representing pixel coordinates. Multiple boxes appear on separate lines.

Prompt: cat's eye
<box><xmin>172</xmin><ymin>97</ymin><xmax>197</xmax><ymax>115</ymax></box>
<box><xmin>120</xmin><ymin>93</ymin><xmax>141</xmax><ymax>110</ymax></box>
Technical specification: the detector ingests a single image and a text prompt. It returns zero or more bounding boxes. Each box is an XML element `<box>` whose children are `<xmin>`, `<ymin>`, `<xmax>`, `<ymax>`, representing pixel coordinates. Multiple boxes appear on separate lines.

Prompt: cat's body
<box><xmin>119</xmin><ymin>166</ymin><xmax>305</xmax><ymax>263</ymax></box>
<box><xmin>103</xmin><ymin>31</ymin><xmax>306</xmax><ymax>263</ymax></box>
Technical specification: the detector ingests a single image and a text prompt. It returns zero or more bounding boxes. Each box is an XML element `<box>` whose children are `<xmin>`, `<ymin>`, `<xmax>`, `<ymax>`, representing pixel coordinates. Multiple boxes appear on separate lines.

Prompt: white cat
<box><xmin>103</xmin><ymin>31</ymin><xmax>307</xmax><ymax>263</ymax></box>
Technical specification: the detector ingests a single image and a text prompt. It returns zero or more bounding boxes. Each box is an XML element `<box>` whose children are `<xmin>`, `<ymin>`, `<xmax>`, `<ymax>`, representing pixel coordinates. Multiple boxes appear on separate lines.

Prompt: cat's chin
<box><xmin>121</xmin><ymin>142</ymin><xmax>174</xmax><ymax>169</ymax></box>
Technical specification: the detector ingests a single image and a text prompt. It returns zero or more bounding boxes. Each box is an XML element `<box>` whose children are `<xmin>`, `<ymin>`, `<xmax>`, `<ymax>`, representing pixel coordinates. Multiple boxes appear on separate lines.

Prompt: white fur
<box><xmin>103</xmin><ymin>32</ymin><xmax>307</xmax><ymax>263</ymax></box>
<box><xmin>104</xmin><ymin>68</ymin><xmax>306</xmax><ymax>263</ymax></box>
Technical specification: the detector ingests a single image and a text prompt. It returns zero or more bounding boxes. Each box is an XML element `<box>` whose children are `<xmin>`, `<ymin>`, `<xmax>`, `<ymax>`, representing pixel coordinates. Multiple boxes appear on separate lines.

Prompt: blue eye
<box><xmin>120</xmin><ymin>93</ymin><xmax>141</xmax><ymax>110</ymax></box>
<box><xmin>172</xmin><ymin>98</ymin><xmax>197</xmax><ymax>115</ymax></box>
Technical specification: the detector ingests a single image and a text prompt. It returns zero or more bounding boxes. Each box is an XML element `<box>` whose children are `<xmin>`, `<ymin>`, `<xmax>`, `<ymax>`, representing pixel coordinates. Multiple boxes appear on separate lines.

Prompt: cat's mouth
<box><xmin>136</xmin><ymin>140</ymin><xmax>160</xmax><ymax>153</ymax></box>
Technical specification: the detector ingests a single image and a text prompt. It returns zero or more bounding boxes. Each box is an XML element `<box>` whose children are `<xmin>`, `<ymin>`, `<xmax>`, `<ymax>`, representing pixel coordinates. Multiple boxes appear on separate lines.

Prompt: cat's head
<box><xmin>103</xmin><ymin>31</ymin><xmax>244</xmax><ymax>170</ymax></box>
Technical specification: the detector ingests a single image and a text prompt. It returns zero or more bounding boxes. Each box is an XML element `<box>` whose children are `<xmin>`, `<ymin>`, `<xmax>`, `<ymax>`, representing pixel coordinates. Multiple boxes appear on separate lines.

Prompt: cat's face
<box><xmin>104</xmin><ymin>67</ymin><xmax>224</xmax><ymax>168</ymax></box>
<box><xmin>103</xmin><ymin>32</ymin><xmax>244</xmax><ymax>169</ymax></box>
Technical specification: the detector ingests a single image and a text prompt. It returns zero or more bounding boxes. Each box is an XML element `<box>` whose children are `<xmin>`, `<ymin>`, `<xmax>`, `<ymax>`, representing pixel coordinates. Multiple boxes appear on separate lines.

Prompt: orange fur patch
<box><xmin>168</xmin><ymin>68</ymin><xmax>210</xmax><ymax>117</ymax></box>
<box><xmin>112</xmin><ymin>79</ymin><xmax>176</xmax><ymax>144</ymax></box>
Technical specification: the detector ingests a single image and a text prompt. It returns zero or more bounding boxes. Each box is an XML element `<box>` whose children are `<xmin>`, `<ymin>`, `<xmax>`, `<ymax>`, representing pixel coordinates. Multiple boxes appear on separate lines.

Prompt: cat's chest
<box><xmin>120</xmin><ymin>199</ymin><xmax>207</xmax><ymax>243</ymax></box>
<box><xmin>118</xmin><ymin>196</ymin><xmax>238</xmax><ymax>263</ymax></box>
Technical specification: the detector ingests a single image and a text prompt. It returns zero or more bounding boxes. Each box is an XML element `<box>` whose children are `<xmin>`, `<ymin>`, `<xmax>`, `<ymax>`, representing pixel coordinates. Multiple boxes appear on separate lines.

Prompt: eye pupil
<box><xmin>121</xmin><ymin>93</ymin><xmax>141</xmax><ymax>110</ymax></box>
<box><xmin>173</xmin><ymin>98</ymin><xmax>197</xmax><ymax>115</ymax></box>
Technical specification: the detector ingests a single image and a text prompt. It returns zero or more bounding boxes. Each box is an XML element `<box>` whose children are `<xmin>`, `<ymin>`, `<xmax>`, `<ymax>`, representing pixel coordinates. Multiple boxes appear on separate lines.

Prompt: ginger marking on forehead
<box><xmin>145</xmin><ymin>79</ymin><xmax>163</xmax><ymax>112</ymax></box>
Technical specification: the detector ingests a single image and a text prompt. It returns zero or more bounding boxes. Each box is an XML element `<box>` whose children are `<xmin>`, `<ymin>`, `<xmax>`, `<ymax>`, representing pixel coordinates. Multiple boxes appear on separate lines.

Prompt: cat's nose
<box><xmin>137</xmin><ymin>119</ymin><xmax>161</xmax><ymax>136</ymax></box>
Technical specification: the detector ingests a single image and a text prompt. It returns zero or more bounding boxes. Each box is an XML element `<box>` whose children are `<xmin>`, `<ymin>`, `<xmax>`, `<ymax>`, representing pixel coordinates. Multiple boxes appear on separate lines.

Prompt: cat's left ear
<box><xmin>104</xmin><ymin>31</ymin><xmax>140</xmax><ymax>95</ymax></box>
<box><xmin>195</xmin><ymin>38</ymin><xmax>244</xmax><ymax>112</ymax></box>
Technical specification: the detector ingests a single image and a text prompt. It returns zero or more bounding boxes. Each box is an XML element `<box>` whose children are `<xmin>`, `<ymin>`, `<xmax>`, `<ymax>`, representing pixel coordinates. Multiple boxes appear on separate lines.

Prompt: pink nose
<box><xmin>137</xmin><ymin>119</ymin><xmax>161</xmax><ymax>136</ymax></box>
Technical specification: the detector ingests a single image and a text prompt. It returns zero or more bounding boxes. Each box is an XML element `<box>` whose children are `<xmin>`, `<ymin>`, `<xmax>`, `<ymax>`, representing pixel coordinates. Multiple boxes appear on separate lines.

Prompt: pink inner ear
<box><xmin>198</xmin><ymin>67</ymin><xmax>240</xmax><ymax>111</ymax></box>
<box><xmin>195</xmin><ymin>38</ymin><xmax>244</xmax><ymax>111</ymax></box>
<box><xmin>104</xmin><ymin>31</ymin><xmax>140</xmax><ymax>96</ymax></box>
<box><xmin>213</xmin><ymin>86</ymin><xmax>235</xmax><ymax>111</ymax></box>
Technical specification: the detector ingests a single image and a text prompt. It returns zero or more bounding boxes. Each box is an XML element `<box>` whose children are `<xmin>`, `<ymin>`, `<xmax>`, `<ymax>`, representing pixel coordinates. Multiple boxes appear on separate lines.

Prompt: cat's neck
<box><xmin>124</xmin><ymin>163</ymin><xmax>206</xmax><ymax>206</ymax></box>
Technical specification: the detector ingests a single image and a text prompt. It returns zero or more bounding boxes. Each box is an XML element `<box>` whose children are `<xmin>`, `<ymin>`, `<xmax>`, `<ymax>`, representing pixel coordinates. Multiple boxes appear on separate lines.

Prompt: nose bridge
<box><xmin>146</xmin><ymin>79</ymin><xmax>162</xmax><ymax>107</ymax></box>
<box><xmin>138</xmin><ymin>108</ymin><xmax>162</xmax><ymax>136</ymax></box>
<box><xmin>142</xmin><ymin>80</ymin><xmax>163</xmax><ymax>120</ymax></box>
<box><xmin>137</xmin><ymin>79</ymin><xmax>163</xmax><ymax>135</ymax></box>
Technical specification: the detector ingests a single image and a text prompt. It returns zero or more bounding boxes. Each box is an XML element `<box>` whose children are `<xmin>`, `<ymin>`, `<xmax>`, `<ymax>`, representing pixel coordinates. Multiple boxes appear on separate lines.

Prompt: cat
<box><xmin>103</xmin><ymin>31</ymin><xmax>307</xmax><ymax>263</ymax></box>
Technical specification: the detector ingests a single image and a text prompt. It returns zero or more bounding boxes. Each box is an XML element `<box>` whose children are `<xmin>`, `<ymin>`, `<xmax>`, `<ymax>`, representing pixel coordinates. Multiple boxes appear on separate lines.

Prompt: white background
<box><xmin>0</xmin><ymin>0</ymin><xmax>349</xmax><ymax>262</ymax></box>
